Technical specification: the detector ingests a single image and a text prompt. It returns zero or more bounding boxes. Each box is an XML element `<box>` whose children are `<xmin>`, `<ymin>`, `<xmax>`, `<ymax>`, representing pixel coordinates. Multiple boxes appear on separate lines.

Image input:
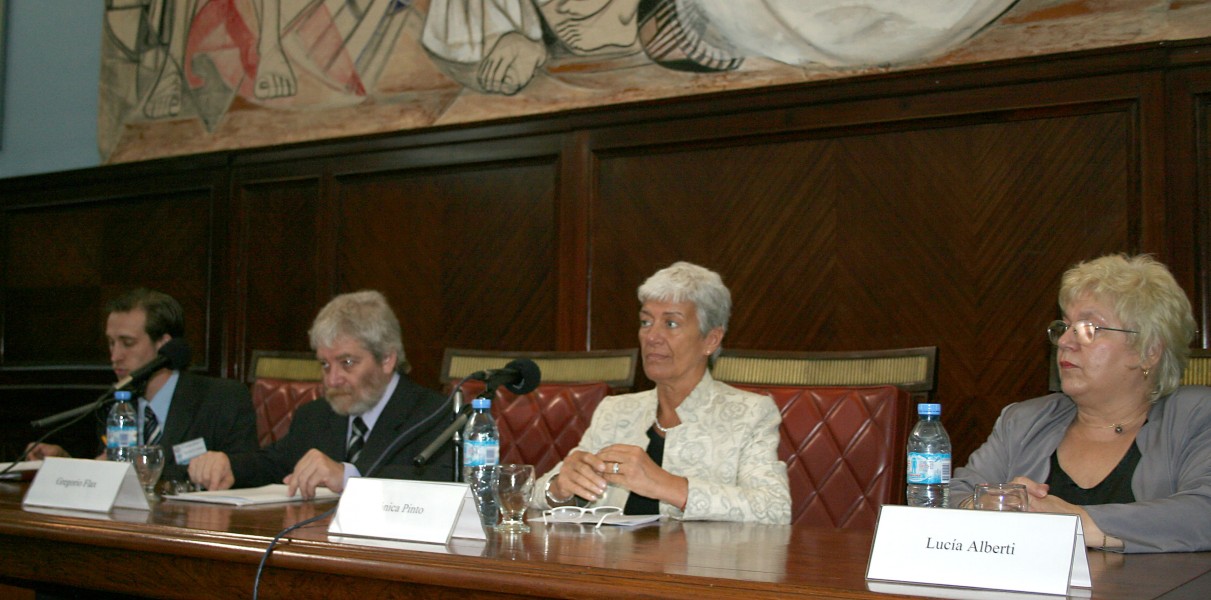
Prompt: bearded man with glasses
<box><xmin>951</xmin><ymin>254</ymin><xmax>1211</xmax><ymax>553</ymax></box>
<box><xmin>188</xmin><ymin>291</ymin><xmax>454</xmax><ymax>498</ymax></box>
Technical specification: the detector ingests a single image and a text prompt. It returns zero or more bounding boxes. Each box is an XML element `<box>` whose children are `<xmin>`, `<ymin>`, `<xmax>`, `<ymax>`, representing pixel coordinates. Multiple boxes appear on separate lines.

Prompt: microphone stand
<box><xmin>412</xmin><ymin>403</ymin><xmax>473</xmax><ymax>467</ymax></box>
<box><xmin>451</xmin><ymin>387</ymin><xmax>464</xmax><ymax>481</ymax></box>
<box><xmin>3</xmin><ymin>386</ymin><xmax>121</xmax><ymax>477</ymax></box>
<box><xmin>412</xmin><ymin>378</ymin><xmax>500</xmax><ymax>469</ymax></box>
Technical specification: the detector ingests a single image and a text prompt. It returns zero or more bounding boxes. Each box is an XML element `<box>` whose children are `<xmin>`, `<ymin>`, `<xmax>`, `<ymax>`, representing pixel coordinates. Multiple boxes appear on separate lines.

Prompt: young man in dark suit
<box><xmin>27</xmin><ymin>288</ymin><xmax>258</xmax><ymax>482</ymax></box>
<box><xmin>188</xmin><ymin>290</ymin><xmax>454</xmax><ymax>497</ymax></box>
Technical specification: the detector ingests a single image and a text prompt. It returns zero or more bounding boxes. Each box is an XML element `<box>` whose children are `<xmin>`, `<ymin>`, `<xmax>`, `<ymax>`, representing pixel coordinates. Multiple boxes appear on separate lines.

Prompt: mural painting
<box><xmin>99</xmin><ymin>1</ymin><xmax>1030</xmax><ymax>162</ymax></box>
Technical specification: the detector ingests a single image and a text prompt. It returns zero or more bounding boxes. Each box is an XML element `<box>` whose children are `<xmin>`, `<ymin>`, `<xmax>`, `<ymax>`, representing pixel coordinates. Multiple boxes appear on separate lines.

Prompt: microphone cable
<box><xmin>251</xmin><ymin>377</ymin><xmax>472</xmax><ymax>599</ymax></box>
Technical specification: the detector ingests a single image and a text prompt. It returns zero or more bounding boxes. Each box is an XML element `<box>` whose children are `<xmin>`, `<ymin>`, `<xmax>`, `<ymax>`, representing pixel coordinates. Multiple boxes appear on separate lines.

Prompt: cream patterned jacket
<box><xmin>532</xmin><ymin>371</ymin><xmax>791</xmax><ymax>524</ymax></box>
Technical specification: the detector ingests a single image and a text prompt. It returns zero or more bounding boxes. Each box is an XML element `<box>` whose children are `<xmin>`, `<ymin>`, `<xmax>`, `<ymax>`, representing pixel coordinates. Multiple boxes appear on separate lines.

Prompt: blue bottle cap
<box><xmin>917</xmin><ymin>403</ymin><xmax>941</xmax><ymax>416</ymax></box>
<box><xmin>114</xmin><ymin>390</ymin><xmax>132</xmax><ymax>401</ymax></box>
<box><xmin>472</xmin><ymin>396</ymin><xmax>491</xmax><ymax>409</ymax></box>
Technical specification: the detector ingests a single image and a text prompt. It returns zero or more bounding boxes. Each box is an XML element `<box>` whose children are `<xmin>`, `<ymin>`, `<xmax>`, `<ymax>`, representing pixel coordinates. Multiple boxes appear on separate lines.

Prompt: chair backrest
<box><xmin>248</xmin><ymin>351</ymin><xmax>324</xmax><ymax>447</ymax></box>
<box><xmin>712</xmin><ymin>347</ymin><xmax>938</xmax><ymax>400</ymax></box>
<box><xmin>441</xmin><ymin>348</ymin><xmax>639</xmax><ymax>391</ymax></box>
<box><xmin>732</xmin><ymin>384</ymin><xmax>913</xmax><ymax>529</ymax></box>
<box><xmin>459</xmin><ymin>380</ymin><xmax>611</xmax><ymax>476</ymax></box>
<box><xmin>1182</xmin><ymin>349</ymin><xmax>1211</xmax><ymax>386</ymax></box>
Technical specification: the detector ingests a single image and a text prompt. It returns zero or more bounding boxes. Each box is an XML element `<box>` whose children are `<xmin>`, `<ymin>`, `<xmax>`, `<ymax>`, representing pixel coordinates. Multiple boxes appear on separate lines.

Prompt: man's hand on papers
<box><xmin>285</xmin><ymin>449</ymin><xmax>345</xmax><ymax>500</ymax></box>
<box><xmin>188</xmin><ymin>451</ymin><xmax>235</xmax><ymax>491</ymax></box>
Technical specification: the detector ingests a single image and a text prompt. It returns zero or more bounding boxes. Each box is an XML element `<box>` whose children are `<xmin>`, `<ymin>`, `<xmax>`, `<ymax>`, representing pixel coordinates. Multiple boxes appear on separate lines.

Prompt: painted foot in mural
<box><xmin>254</xmin><ymin>46</ymin><xmax>298</xmax><ymax>100</ymax></box>
<box><xmin>479</xmin><ymin>32</ymin><xmax>546</xmax><ymax>95</ymax></box>
<box><xmin>143</xmin><ymin>59</ymin><xmax>183</xmax><ymax>119</ymax></box>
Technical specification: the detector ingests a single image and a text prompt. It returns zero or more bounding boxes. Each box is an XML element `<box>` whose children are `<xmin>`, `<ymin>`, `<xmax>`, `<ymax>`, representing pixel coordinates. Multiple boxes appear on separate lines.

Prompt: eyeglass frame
<box><xmin>541</xmin><ymin>505</ymin><xmax>624</xmax><ymax>529</ymax></box>
<box><xmin>1047</xmin><ymin>320</ymin><xmax>1138</xmax><ymax>346</ymax></box>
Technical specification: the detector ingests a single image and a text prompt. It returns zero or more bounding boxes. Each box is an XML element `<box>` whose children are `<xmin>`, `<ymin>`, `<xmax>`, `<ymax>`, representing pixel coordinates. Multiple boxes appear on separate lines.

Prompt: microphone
<box><xmin>112</xmin><ymin>338</ymin><xmax>191</xmax><ymax>392</ymax></box>
<box><xmin>469</xmin><ymin>358</ymin><xmax>541</xmax><ymax>395</ymax></box>
<box><xmin>29</xmin><ymin>339</ymin><xmax>191</xmax><ymax>429</ymax></box>
<box><xmin>412</xmin><ymin>404</ymin><xmax>473</xmax><ymax>467</ymax></box>
<box><xmin>412</xmin><ymin>360</ymin><xmax>543</xmax><ymax>466</ymax></box>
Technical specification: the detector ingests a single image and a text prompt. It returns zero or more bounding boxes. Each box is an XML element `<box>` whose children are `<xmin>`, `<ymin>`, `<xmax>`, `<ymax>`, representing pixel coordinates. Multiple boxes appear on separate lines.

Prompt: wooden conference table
<box><xmin>0</xmin><ymin>481</ymin><xmax>1209</xmax><ymax>600</ymax></box>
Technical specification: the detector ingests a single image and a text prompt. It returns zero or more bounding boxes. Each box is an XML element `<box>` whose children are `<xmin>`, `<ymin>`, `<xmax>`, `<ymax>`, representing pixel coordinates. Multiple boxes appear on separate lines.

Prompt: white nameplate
<box><xmin>328</xmin><ymin>478</ymin><xmax>487</xmax><ymax>545</ymax></box>
<box><xmin>867</xmin><ymin>505</ymin><xmax>1089</xmax><ymax>596</ymax></box>
<box><xmin>23</xmin><ymin>457</ymin><xmax>150</xmax><ymax>512</ymax></box>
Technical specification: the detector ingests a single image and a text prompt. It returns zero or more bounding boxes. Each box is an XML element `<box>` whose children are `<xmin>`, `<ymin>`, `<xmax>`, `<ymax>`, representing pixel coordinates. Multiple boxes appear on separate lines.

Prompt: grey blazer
<box><xmin>951</xmin><ymin>386</ymin><xmax>1211</xmax><ymax>552</ymax></box>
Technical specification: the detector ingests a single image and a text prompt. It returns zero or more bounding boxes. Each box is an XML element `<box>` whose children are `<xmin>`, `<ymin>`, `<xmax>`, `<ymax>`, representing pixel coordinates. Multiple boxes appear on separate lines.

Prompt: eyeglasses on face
<box><xmin>1047</xmin><ymin>320</ymin><xmax>1138</xmax><ymax>345</ymax></box>
<box><xmin>542</xmin><ymin>505</ymin><xmax>623</xmax><ymax>528</ymax></box>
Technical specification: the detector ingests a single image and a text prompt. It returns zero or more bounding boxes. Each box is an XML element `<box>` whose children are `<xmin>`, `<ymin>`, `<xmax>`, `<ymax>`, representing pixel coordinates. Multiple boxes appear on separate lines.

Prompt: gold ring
<box><xmin>611</xmin><ymin>462</ymin><xmax>620</xmax><ymax>474</ymax></box>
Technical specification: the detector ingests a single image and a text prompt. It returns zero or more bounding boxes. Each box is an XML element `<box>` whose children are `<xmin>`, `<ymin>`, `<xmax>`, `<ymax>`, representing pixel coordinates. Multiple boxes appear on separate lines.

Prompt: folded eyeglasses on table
<box><xmin>542</xmin><ymin>505</ymin><xmax>624</xmax><ymax>528</ymax></box>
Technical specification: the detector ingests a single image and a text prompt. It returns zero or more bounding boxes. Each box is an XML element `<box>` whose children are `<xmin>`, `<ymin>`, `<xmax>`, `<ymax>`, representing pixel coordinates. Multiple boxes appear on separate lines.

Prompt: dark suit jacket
<box><xmin>229</xmin><ymin>374</ymin><xmax>455</xmax><ymax>487</ymax></box>
<box><xmin>160</xmin><ymin>371</ymin><xmax>258</xmax><ymax>481</ymax></box>
<box><xmin>94</xmin><ymin>371</ymin><xmax>258</xmax><ymax>481</ymax></box>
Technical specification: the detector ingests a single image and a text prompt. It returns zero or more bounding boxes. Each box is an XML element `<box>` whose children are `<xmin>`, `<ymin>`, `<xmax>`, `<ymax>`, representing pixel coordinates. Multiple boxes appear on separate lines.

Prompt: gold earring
<box><xmin>1142</xmin><ymin>367</ymin><xmax>1151</xmax><ymax>378</ymax></box>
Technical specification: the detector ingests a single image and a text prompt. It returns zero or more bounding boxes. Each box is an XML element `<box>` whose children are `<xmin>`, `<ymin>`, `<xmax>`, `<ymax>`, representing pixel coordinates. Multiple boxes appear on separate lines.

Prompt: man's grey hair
<box><xmin>309</xmin><ymin>290</ymin><xmax>409</xmax><ymax>373</ymax></box>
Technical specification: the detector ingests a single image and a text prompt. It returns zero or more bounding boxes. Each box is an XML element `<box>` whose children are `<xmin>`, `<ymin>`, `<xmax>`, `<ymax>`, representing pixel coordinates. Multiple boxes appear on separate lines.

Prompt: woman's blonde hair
<box><xmin>1059</xmin><ymin>254</ymin><xmax>1196</xmax><ymax>398</ymax></box>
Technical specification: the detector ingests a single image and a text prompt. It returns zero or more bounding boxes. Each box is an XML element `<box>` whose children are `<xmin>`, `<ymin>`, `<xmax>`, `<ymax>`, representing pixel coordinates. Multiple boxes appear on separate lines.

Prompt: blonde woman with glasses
<box><xmin>951</xmin><ymin>254</ymin><xmax>1211</xmax><ymax>553</ymax></box>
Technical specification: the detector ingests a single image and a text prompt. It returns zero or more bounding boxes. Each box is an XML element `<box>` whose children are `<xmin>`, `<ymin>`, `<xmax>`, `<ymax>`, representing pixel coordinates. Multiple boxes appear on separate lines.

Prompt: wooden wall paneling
<box><xmin>0</xmin><ymin>162</ymin><xmax>227</xmax><ymax>457</ymax></box>
<box><xmin>229</xmin><ymin>168</ymin><xmax>326</xmax><ymax>382</ymax></box>
<box><xmin>585</xmin><ymin>73</ymin><xmax>1156</xmax><ymax>462</ymax></box>
<box><xmin>308</xmin><ymin>136</ymin><xmax>566</xmax><ymax>389</ymax></box>
<box><xmin>1167</xmin><ymin>64</ymin><xmax>1211</xmax><ymax>349</ymax></box>
<box><xmin>557</xmin><ymin>131</ymin><xmax>593</xmax><ymax>351</ymax></box>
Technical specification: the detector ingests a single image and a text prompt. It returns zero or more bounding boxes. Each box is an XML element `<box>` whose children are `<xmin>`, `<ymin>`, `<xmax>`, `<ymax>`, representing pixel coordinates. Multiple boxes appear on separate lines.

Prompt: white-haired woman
<box><xmin>951</xmin><ymin>254</ymin><xmax>1211</xmax><ymax>552</ymax></box>
<box><xmin>532</xmin><ymin>262</ymin><xmax>791</xmax><ymax>524</ymax></box>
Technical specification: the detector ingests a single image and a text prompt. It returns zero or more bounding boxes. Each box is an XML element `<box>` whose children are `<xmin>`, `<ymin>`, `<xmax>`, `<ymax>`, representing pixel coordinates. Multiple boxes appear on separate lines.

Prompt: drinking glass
<box><xmin>494</xmin><ymin>464</ymin><xmax>535</xmax><ymax>533</ymax></box>
<box><xmin>974</xmin><ymin>482</ymin><xmax>1029</xmax><ymax>512</ymax></box>
<box><xmin>132</xmin><ymin>445</ymin><xmax>165</xmax><ymax>501</ymax></box>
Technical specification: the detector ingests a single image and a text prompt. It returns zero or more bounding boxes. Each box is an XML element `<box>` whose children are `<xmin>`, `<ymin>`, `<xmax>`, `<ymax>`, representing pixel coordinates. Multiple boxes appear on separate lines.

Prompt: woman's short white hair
<box><xmin>637</xmin><ymin>261</ymin><xmax>731</xmax><ymax>336</ymax></box>
<box><xmin>1059</xmin><ymin>254</ymin><xmax>1196</xmax><ymax>398</ymax></box>
<box><xmin>309</xmin><ymin>290</ymin><xmax>410</xmax><ymax>373</ymax></box>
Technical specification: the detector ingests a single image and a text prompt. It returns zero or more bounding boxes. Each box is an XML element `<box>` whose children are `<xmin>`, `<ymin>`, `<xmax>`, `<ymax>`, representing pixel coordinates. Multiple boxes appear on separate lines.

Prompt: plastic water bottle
<box><xmin>906</xmin><ymin>403</ymin><xmax>951</xmax><ymax>507</ymax></box>
<box><xmin>462</xmin><ymin>396</ymin><xmax>500</xmax><ymax>527</ymax></box>
<box><xmin>106</xmin><ymin>391</ymin><xmax>138</xmax><ymax>462</ymax></box>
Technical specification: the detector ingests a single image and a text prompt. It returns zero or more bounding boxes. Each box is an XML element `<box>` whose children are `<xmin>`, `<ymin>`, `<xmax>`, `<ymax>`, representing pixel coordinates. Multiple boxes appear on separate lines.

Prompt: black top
<box><xmin>1046</xmin><ymin>441</ymin><xmax>1141</xmax><ymax>505</ymax></box>
<box><xmin>623</xmin><ymin>426</ymin><xmax>665</xmax><ymax>515</ymax></box>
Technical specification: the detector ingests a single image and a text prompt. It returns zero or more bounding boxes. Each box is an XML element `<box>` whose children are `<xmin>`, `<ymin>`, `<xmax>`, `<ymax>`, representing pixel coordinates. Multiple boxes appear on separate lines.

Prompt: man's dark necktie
<box><xmin>347</xmin><ymin>416</ymin><xmax>368</xmax><ymax>464</ymax></box>
<box><xmin>143</xmin><ymin>405</ymin><xmax>162</xmax><ymax>446</ymax></box>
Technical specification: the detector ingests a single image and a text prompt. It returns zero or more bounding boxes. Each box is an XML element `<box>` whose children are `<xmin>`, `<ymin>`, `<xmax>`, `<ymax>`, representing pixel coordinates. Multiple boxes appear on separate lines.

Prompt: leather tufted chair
<box><xmin>733</xmin><ymin>384</ymin><xmax>913</xmax><ymax>529</ymax></box>
<box><xmin>458</xmin><ymin>380</ymin><xmax>611</xmax><ymax>477</ymax></box>
<box><xmin>713</xmin><ymin>347</ymin><xmax>936</xmax><ymax>528</ymax></box>
<box><xmin>248</xmin><ymin>351</ymin><xmax>324</xmax><ymax>447</ymax></box>
<box><xmin>713</xmin><ymin>347</ymin><xmax>937</xmax><ymax>401</ymax></box>
<box><xmin>442</xmin><ymin>349</ymin><xmax>639</xmax><ymax>477</ymax></box>
<box><xmin>442</xmin><ymin>348</ymin><xmax>638</xmax><ymax>392</ymax></box>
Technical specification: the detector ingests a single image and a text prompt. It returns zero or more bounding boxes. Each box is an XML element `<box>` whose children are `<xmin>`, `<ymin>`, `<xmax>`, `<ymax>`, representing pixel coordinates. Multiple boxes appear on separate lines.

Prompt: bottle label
<box><xmin>463</xmin><ymin>439</ymin><xmax>500</xmax><ymax>467</ymax></box>
<box><xmin>907</xmin><ymin>452</ymin><xmax>951</xmax><ymax>484</ymax></box>
<box><xmin>106</xmin><ymin>425</ymin><xmax>137</xmax><ymax>449</ymax></box>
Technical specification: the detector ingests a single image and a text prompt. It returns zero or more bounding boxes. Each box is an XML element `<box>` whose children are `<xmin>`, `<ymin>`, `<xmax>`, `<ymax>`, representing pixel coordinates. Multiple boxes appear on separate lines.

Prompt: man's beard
<box><xmin>325</xmin><ymin>376</ymin><xmax>388</xmax><ymax>416</ymax></box>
